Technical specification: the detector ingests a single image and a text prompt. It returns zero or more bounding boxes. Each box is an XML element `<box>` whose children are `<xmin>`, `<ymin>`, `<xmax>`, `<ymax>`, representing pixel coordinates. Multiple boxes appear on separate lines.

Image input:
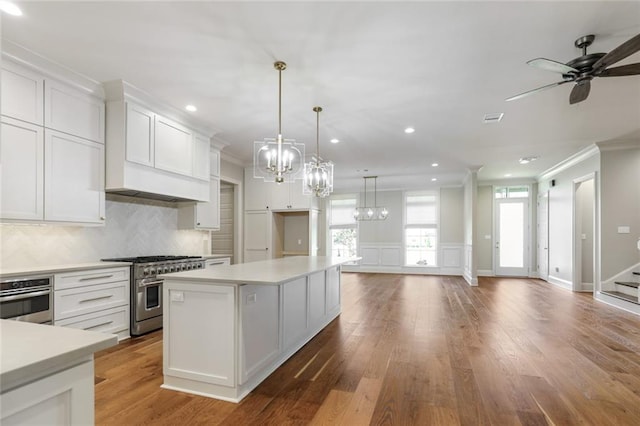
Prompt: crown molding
<box><xmin>537</xmin><ymin>144</ymin><xmax>599</xmax><ymax>182</ymax></box>
<box><xmin>596</xmin><ymin>139</ymin><xmax>640</xmax><ymax>152</ymax></box>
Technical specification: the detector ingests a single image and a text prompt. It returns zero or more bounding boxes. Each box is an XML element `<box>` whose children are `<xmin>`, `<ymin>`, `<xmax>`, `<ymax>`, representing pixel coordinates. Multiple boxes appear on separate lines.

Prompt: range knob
<box><xmin>169</xmin><ymin>266</ymin><xmax>174</xmax><ymax>272</ymax></box>
<box><xmin>196</xmin><ymin>263</ymin><xmax>202</xmax><ymax>269</ymax></box>
<box><xmin>186</xmin><ymin>264</ymin><xmax>192</xmax><ymax>270</ymax></box>
<box><xmin>149</xmin><ymin>267</ymin><xmax>155</xmax><ymax>275</ymax></box>
<box><xmin>163</xmin><ymin>267</ymin><xmax>169</xmax><ymax>273</ymax></box>
<box><xmin>143</xmin><ymin>268</ymin><xmax>150</xmax><ymax>276</ymax></box>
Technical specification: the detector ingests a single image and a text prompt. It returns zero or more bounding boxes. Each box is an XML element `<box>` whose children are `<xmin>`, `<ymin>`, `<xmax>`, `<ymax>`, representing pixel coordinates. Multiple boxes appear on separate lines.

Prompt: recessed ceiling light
<box><xmin>404</xmin><ymin>127</ymin><xmax>415</xmax><ymax>134</ymax></box>
<box><xmin>519</xmin><ymin>156</ymin><xmax>538</xmax><ymax>164</ymax></box>
<box><xmin>330</xmin><ymin>138</ymin><xmax>339</xmax><ymax>144</ymax></box>
<box><xmin>185</xmin><ymin>105</ymin><xmax>197</xmax><ymax>112</ymax></box>
<box><xmin>431</xmin><ymin>163</ymin><xmax>439</xmax><ymax>167</ymax></box>
<box><xmin>483</xmin><ymin>112</ymin><xmax>504</xmax><ymax>124</ymax></box>
<box><xmin>504</xmin><ymin>173</ymin><xmax>512</xmax><ymax>177</ymax></box>
<box><xmin>431</xmin><ymin>178</ymin><xmax>437</xmax><ymax>182</ymax></box>
<box><xmin>0</xmin><ymin>1</ymin><xmax>23</xmax><ymax>16</ymax></box>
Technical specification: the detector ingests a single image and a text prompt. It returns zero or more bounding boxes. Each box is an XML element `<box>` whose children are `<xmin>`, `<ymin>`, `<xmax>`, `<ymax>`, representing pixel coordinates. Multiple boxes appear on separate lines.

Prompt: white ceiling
<box><xmin>3</xmin><ymin>1</ymin><xmax>640</xmax><ymax>191</ymax></box>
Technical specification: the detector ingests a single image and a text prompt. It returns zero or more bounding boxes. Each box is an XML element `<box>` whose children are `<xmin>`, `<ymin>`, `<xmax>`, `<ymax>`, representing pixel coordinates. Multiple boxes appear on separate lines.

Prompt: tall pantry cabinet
<box><xmin>243</xmin><ymin>168</ymin><xmax>322</xmax><ymax>263</ymax></box>
<box><xmin>1</xmin><ymin>58</ymin><xmax>106</xmax><ymax>224</ymax></box>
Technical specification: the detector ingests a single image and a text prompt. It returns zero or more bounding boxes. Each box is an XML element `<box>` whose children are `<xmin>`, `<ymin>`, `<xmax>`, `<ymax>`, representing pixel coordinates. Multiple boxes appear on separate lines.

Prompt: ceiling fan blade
<box><xmin>593</xmin><ymin>33</ymin><xmax>640</xmax><ymax>73</ymax></box>
<box><xmin>569</xmin><ymin>81</ymin><xmax>591</xmax><ymax>104</ymax></box>
<box><xmin>598</xmin><ymin>63</ymin><xmax>640</xmax><ymax>77</ymax></box>
<box><xmin>527</xmin><ymin>58</ymin><xmax>578</xmax><ymax>74</ymax></box>
<box><xmin>505</xmin><ymin>81</ymin><xmax>569</xmax><ymax>102</ymax></box>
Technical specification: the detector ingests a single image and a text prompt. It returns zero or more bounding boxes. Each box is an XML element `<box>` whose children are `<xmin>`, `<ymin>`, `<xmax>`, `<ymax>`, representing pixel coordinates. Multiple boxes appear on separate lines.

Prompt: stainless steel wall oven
<box><xmin>0</xmin><ymin>276</ymin><xmax>53</xmax><ymax>324</ymax></box>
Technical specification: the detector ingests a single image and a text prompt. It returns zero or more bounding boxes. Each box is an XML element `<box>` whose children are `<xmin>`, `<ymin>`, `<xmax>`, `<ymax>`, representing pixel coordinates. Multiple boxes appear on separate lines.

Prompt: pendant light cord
<box><xmin>278</xmin><ymin>67</ymin><xmax>282</xmax><ymax>136</ymax></box>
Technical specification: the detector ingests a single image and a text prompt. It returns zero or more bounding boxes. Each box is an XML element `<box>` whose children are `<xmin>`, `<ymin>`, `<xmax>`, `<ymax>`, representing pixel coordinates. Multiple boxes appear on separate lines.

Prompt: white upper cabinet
<box><xmin>210</xmin><ymin>149</ymin><xmax>220</xmax><ymax>177</ymax></box>
<box><xmin>125</xmin><ymin>102</ymin><xmax>155</xmax><ymax>166</ymax></box>
<box><xmin>192</xmin><ymin>133</ymin><xmax>211</xmax><ymax>180</ymax></box>
<box><xmin>1</xmin><ymin>57</ymin><xmax>106</xmax><ymax>225</ymax></box>
<box><xmin>244</xmin><ymin>167</ymin><xmax>269</xmax><ymax>211</ymax></box>
<box><xmin>154</xmin><ymin>114</ymin><xmax>193</xmax><ymax>177</ymax></box>
<box><xmin>1</xmin><ymin>61</ymin><xmax>44</xmax><ymax>125</ymax></box>
<box><xmin>44</xmin><ymin>78</ymin><xmax>105</xmax><ymax>143</ymax></box>
<box><xmin>178</xmin><ymin>148</ymin><xmax>220</xmax><ymax>230</ymax></box>
<box><xmin>0</xmin><ymin>118</ymin><xmax>44</xmax><ymax>220</ymax></box>
<box><xmin>44</xmin><ymin>130</ymin><xmax>105</xmax><ymax>224</ymax></box>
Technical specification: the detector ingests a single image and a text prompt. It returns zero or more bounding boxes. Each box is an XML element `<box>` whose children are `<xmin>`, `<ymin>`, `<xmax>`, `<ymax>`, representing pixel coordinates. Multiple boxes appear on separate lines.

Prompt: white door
<box><xmin>44</xmin><ymin>130</ymin><xmax>105</xmax><ymax>224</ymax></box>
<box><xmin>495</xmin><ymin>198</ymin><xmax>529</xmax><ymax>276</ymax></box>
<box><xmin>537</xmin><ymin>191</ymin><xmax>549</xmax><ymax>281</ymax></box>
<box><xmin>0</xmin><ymin>118</ymin><xmax>44</xmax><ymax>220</ymax></box>
<box><xmin>195</xmin><ymin>177</ymin><xmax>220</xmax><ymax>229</ymax></box>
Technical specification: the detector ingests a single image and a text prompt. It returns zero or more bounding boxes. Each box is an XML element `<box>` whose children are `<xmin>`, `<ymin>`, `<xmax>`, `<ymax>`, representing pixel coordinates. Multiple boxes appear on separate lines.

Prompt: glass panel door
<box><xmin>496</xmin><ymin>199</ymin><xmax>529</xmax><ymax>276</ymax></box>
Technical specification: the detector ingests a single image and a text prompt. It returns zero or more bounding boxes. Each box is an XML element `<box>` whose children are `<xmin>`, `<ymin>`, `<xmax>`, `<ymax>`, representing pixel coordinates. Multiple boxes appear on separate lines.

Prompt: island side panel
<box><xmin>163</xmin><ymin>281</ymin><xmax>236</xmax><ymax>389</ymax></box>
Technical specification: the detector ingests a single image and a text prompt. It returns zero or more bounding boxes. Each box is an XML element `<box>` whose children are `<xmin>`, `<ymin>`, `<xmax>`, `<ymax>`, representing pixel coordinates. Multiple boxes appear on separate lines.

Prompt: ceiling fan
<box><xmin>506</xmin><ymin>33</ymin><xmax>640</xmax><ymax>104</ymax></box>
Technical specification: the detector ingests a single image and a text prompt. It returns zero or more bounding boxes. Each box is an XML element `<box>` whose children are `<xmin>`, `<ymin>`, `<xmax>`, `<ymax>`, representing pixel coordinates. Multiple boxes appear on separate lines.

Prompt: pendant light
<box><xmin>303</xmin><ymin>106</ymin><xmax>334</xmax><ymax>197</ymax></box>
<box><xmin>353</xmin><ymin>176</ymin><xmax>389</xmax><ymax>221</ymax></box>
<box><xmin>253</xmin><ymin>61</ymin><xmax>305</xmax><ymax>183</ymax></box>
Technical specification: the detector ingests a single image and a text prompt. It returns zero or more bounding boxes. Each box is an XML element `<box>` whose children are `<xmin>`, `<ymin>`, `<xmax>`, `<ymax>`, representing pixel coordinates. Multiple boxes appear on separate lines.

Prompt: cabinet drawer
<box><xmin>55</xmin><ymin>280</ymin><xmax>129</xmax><ymax>320</ymax></box>
<box><xmin>54</xmin><ymin>267</ymin><xmax>129</xmax><ymax>290</ymax></box>
<box><xmin>55</xmin><ymin>305</ymin><xmax>129</xmax><ymax>334</ymax></box>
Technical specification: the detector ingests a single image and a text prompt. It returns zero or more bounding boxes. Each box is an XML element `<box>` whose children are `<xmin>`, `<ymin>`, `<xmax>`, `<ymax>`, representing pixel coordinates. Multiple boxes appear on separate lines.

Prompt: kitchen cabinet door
<box><xmin>192</xmin><ymin>133</ymin><xmax>210</xmax><ymax>180</ymax></box>
<box><xmin>44</xmin><ymin>130</ymin><xmax>105</xmax><ymax>224</ymax></box>
<box><xmin>44</xmin><ymin>78</ymin><xmax>104</xmax><ymax>143</ymax></box>
<box><xmin>210</xmin><ymin>149</ymin><xmax>220</xmax><ymax>177</ymax></box>
<box><xmin>1</xmin><ymin>61</ymin><xmax>44</xmax><ymax>125</ymax></box>
<box><xmin>125</xmin><ymin>102</ymin><xmax>155</xmax><ymax>167</ymax></box>
<box><xmin>244</xmin><ymin>167</ymin><xmax>269</xmax><ymax>211</ymax></box>
<box><xmin>177</xmin><ymin>176</ymin><xmax>220</xmax><ymax>230</ymax></box>
<box><xmin>0</xmin><ymin>118</ymin><xmax>44</xmax><ymax>220</ymax></box>
<box><xmin>154</xmin><ymin>114</ymin><xmax>193</xmax><ymax>177</ymax></box>
<box><xmin>244</xmin><ymin>210</ymin><xmax>271</xmax><ymax>262</ymax></box>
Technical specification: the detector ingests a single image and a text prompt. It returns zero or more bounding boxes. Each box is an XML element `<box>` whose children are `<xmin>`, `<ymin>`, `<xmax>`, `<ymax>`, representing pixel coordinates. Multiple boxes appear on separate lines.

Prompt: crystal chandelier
<box><xmin>303</xmin><ymin>106</ymin><xmax>334</xmax><ymax>197</ymax></box>
<box><xmin>254</xmin><ymin>61</ymin><xmax>305</xmax><ymax>183</ymax></box>
<box><xmin>353</xmin><ymin>176</ymin><xmax>389</xmax><ymax>221</ymax></box>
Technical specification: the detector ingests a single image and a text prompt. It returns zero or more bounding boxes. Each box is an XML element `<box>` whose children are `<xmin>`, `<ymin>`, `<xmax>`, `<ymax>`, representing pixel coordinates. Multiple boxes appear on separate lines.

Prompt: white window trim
<box><xmin>403</xmin><ymin>190</ymin><xmax>440</xmax><ymax>268</ymax></box>
<box><xmin>326</xmin><ymin>194</ymin><xmax>359</xmax><ymax>258</ymax></box>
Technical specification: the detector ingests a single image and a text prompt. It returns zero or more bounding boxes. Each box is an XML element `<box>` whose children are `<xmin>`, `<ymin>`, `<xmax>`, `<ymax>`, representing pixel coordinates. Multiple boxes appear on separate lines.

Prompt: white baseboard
<box><xmin>463</xmin><ymin>271</ymin><xmax>478</xmax><ymax>286</ymax></box>
<box><xmin>547</xmin><ymin>275</ymin><xmax>573</xmax><ymax>291</ymax></box>
<box><xmin>477</xmin><ymin>269</ymin><xmax>493</xmax><ymax>277</ymax></box>
<box><xmin>580</xmin><ymin>282</ymin><xmax>594</xmax><ymax>292</ymax></box>
<box><xmin>595</xmin><ymin>292</ymin><xmax>640</xmax><ymax>316</ymax></box>
<box><xmin>342</xmin><ymin>265</ymin><xmax>463</xmax><ymax>276</ymax></box>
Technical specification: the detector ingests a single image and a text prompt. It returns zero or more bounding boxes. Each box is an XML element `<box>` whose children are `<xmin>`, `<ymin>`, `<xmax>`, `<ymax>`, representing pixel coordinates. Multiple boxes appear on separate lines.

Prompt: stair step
<box><xmin>601</xmin><ymin>290</ymin><xmax>640</xmax><ymax>304</ymax></box>
<box><xmin>615</xmin><ymin>281</ymin><xmax>640</xmax><ymax>289</ymax></box>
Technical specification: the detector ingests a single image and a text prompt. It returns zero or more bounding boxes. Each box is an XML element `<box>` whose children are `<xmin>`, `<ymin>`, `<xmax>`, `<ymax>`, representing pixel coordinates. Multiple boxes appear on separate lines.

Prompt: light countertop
<box><xmin>160</xmin><ymin>256</ymin><xmax>359</xmax><ymax>285</ymax></box>
<box><xmin>0</xmin><ymin>261</ymin><xmax>132</xmax><ymax>278</ymax></box>
<box><xmin>0</xmin><ymin>320</ymin><xmax>117</xmax><ymax>392</ymax></box>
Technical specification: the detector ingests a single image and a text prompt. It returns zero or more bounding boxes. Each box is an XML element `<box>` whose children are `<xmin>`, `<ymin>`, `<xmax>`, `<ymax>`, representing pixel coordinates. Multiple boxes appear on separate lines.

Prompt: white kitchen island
<box><xmin>159</xmin><ymin>256</ymin><xmax>356</xmax><ymax>402</ymax></box>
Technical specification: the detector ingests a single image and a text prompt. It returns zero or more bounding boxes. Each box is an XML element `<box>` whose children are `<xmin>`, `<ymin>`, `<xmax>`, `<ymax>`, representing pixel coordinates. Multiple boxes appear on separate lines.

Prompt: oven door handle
<box><xmin>139</xmin><ymin>280</ymin><xmax>163</xmax><ymax>288</ymax></box>
<box><xmin>0</xmin><ymin>289</ymin><xmax>51</xmax><ymax>302</ymax></box>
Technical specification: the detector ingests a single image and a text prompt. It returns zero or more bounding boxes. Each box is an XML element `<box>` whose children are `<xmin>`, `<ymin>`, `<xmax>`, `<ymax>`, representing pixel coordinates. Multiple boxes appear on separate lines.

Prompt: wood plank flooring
<box><xmin>94</xmin><ymin>274</ymin><xmax>640</xmax><ymax>425</ymax></box>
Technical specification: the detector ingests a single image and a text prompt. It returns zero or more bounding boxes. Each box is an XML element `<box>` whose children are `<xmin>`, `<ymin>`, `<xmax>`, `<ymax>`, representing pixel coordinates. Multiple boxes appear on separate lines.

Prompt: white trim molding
<box><xmin>537</xmin><ymin>145</ymin><xmax>599</xmax><ymax>182</ymax></box>
<box><xmin>547</xmin><ymin>275</ymin><xmax>573</xmax><ymax>291</ymax></box>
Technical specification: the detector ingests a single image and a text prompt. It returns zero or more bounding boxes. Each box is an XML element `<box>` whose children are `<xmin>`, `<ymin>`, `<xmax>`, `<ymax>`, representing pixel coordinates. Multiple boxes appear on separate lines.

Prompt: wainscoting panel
<box><xmin>380</xmin><ymin>247</ymin><xmax>401</xmax><ymax>266</ymax></box>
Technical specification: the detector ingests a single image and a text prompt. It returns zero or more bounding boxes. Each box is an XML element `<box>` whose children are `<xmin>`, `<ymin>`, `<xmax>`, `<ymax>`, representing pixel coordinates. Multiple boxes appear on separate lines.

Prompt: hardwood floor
<box><xmin>94</xmin><ymin>274</ymin><xmax>640</xmax><ymax>425</ymax></box>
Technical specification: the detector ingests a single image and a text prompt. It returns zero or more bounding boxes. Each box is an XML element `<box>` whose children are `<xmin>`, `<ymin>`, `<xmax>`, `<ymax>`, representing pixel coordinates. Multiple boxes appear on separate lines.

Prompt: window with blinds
<box><xmin>329</xmin><ymin>197</ymin><xmax>358</xmax><ymax>259</ymax></box>
<box><xmin>404</xmin><ymin>191</ymin><xmax>438</xmax><ymax>266</ymax></box>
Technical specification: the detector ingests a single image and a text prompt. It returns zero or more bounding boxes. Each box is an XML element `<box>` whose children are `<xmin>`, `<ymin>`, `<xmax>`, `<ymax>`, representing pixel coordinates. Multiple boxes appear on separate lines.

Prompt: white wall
<box><xmin>357</xmin><ymin>190</ymin><xmax>403</xmax><ymax>244</ymax></box>
<box><xmin>538</xmin><ymin>150</ymin><xmax>599</xmax><ymax>287</ymax></box>
<box><xmin>440</xmin><ymin>187</ymin><xmax>464</xmax><ymax>243</ymax></box>
<box><xmin>600</xmin><ymin>146</ymin><xmax>640</xmax><ymax>280</ymax></box>
<box><xmin>0</xmin><ymin>195</ymin><xmax>208</xmax><ymax>269</ymax></box>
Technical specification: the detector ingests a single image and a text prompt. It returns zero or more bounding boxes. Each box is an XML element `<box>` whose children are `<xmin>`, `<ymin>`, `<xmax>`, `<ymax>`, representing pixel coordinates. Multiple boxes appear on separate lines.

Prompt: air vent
<box><xmin>483</xmin><ymin>112</ymin><xmax>504</xmax><ymax>123</ymax></box>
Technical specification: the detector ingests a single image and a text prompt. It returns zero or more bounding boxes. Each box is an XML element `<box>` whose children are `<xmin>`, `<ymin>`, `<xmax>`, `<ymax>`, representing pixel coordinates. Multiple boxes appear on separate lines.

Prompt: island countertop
<box><xmin>0</xmin><ymin>320</ymin><xmax>117</xmax><ymax>392</ymax></box>
<box><xmin>159</xmin><ymin>256</ymin><xmax>358</xmax><ymax>285</ymax></box>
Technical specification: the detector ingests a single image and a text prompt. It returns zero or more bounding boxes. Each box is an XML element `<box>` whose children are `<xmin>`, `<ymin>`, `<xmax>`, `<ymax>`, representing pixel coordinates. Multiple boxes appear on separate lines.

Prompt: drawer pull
<box><xmin>79</xmin><ymin>274</ymin><xmax>114</xmax><ymax>281</ymax></box>
<box><xmin>79</xmin><ymin>294</ymin><xmax>113</xmax><ymax>303</ymax></box>
<box><xmin>83</xmin><ymin>320</ymin><xmax>114</xmax><ymax>330</ymax></box>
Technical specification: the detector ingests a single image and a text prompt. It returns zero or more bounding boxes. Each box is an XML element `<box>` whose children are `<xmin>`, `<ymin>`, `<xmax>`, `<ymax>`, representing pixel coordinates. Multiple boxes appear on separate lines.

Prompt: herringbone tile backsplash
<box><xmin>0</xmin><ymin>195</ymin><xmax>209</xmax><ymax>269</ymax></box>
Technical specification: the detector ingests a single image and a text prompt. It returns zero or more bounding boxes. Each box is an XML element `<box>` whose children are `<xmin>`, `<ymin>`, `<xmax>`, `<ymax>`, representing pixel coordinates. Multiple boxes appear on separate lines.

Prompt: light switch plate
<box><xmin>618</xmin><ymin>226</ymin><xmax>630</xmax><ymax>234</ymax></box>
<box><xmin>171</xmin><ymin>291</ymin><xmax>184</xmax><ymax>302</ymax></box>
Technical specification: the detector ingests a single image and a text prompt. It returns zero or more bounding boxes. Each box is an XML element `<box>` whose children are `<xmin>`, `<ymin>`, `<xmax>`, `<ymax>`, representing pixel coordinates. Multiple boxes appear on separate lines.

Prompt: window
<box><xmin>329</xmin><ymin>197</ymin><xmax>358</xmax><ymax>259</ymax></box>
<box><xmin>495</xmin><ymin>186</ymin><xmax>529</xmax><ymax>199</ymax></box>
<box><xmin>404</xmin><ymin>191</ymin><xmax>438</xmax><ymax>266</ymax></box>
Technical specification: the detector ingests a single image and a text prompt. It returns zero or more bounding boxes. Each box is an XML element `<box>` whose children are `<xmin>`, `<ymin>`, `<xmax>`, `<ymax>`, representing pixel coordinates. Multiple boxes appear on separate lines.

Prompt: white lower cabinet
<box><xmin>54</xmin><ymin>267</ymin><xmax>130</xmax><ymax>340</ymax></box>
<box><xmin>239</xmin><ymin>285</ymin><xmax>279</xmax><ymax>384</ymax></box>
<box><xmin>0</xmin><ymin>360</ymin><xmax>94</xmax><ymax>426</ymax></box>
<box><xmin>164</xmin><ymin>283</ymin><xmax>235</xmax><ymax>388</ymax></box>
<box><xmin>283</xmin><ymin>277</ymin><xmax>308</xmax><ymax>348</ymax></box>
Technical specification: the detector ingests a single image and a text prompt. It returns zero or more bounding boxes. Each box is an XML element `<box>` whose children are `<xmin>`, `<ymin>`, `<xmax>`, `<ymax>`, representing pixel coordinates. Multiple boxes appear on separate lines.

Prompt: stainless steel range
<box><xmin>102</xmin><ymin>256</ymin><xmax>204</xmax><ymax>335</ymax></box>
